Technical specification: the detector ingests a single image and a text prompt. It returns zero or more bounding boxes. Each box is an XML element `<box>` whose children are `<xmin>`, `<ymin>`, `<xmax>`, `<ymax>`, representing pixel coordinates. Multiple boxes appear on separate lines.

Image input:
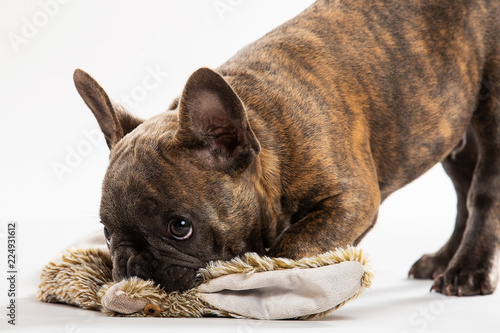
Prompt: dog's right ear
<box><xmin>73</xmin><ymin>69</ymin><xmax>143</xmax><ymax>149</ymax></box>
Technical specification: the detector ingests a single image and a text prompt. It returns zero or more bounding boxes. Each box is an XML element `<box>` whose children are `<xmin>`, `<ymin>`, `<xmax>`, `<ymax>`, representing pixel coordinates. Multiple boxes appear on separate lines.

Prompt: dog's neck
<box><xmin>244</xmin><ymin>147</ymin><xmax>283</xmax><ymax>249</ymax></box>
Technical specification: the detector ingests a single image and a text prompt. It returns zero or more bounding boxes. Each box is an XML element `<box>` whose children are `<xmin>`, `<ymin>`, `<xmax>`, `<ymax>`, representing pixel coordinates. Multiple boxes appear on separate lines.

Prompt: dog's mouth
<box><xmin>110</xmin><ymin>241</ymin><xmax>210</xmax><ymax>292</ymax></box>
<box><xmin>112</xmin><ymin>254</ymin><xmax>200</xmax><ymax>292</ymax></box>
<box><xmin>154</xmin><ymin>265</ymin><xmax>198</xmax><ymax>292</ymax></box>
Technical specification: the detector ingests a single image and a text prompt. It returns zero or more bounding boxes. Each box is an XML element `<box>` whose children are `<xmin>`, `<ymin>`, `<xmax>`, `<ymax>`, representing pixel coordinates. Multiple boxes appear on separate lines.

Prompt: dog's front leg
<box><xmin>268</xmin><ymin>189</ymin><xmax>380</xmax><ymax>260</ymax></box>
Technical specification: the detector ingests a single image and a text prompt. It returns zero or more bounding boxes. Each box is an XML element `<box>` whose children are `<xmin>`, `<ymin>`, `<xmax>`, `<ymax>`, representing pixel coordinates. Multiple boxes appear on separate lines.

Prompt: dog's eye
<box><xmin>103</xmin><ymin>227</ymin><xmax>111</xmax><ymax>247</ymax></box>
<box><xmin>168</xmin><ymin>219</ymin><xmax>192</xmax><ymax>240</ymax></box>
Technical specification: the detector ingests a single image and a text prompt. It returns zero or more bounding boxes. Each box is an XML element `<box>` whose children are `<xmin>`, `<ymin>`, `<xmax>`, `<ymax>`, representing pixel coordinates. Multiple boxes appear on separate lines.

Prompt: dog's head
<box><xmin>73</xmin><ymin>68</ymin><xmax>264</xmax><ymax>291</ymax></box>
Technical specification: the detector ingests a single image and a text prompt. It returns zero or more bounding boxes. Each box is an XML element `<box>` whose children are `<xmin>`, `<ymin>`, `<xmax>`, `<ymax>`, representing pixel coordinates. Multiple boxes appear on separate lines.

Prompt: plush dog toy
<box><xmin>37</xmin><ymin>246</ymin><xmax>372</xmax><ymax>320</ymax></box>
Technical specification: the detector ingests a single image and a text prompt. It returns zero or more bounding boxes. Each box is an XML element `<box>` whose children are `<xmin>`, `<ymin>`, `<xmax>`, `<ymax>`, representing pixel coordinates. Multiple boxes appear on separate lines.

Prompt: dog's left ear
<box><xmin>73</xmin><ymin>69</ymin><xmax>143</xmax><ymax>149</ymax></box>
<box><xmin>174</xmin><ymin>67</ymin><xmax>260</xmax><ymax>174</ymax></box>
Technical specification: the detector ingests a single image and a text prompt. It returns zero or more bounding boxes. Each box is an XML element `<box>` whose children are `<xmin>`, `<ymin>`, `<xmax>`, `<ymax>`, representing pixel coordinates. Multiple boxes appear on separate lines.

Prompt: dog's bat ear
<box><xmin>73</xmin><ymin>69</ymin><xmax>143</xmax><ymax>149</ymax></box>
<box><xmin>175</xmin><ymin>67</ymin><xmax>260</xmax><ymax>174</ymax></box>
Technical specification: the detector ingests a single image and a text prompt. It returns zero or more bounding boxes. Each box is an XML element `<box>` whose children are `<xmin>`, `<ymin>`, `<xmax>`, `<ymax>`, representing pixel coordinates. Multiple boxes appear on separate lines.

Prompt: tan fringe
<box><xmin>37</xmin><ymin>247</ymin><xmax>112</xmax><ymax>310</ymax></box>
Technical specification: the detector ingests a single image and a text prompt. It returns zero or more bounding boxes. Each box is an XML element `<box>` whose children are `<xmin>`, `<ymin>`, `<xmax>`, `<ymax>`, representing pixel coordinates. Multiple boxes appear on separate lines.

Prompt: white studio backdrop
<box><xmin>1</xmin><ymin>1</ymin><xmax>497</xmax><ymax>332</ymax></box>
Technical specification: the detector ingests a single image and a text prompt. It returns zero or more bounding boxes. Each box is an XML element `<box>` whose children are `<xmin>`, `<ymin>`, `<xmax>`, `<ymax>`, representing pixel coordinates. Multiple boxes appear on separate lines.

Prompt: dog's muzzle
<box><xmin>113</xmin><ymin>251</ymin><xmax>198</xmax><ymax>292</ymax></box>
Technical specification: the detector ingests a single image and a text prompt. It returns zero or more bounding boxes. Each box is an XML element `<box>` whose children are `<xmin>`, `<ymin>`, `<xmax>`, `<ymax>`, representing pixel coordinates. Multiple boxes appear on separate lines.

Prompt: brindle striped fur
<box><xmin>74</xmin><ymin>0</ymin><xmax>500</xmax><ymax>296</ymax></box>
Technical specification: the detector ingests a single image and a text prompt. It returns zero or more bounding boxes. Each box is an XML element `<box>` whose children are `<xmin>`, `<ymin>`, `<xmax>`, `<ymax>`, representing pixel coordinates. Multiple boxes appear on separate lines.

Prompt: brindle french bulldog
<box><xmin>73</xmin><ymin>0</ymin><xmax>500</xmax><ymax>296</ymax></box>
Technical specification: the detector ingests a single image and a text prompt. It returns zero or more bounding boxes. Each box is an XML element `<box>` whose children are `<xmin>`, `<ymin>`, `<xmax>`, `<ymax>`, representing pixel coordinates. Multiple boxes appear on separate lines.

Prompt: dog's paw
<box><xmin>430</xmin><ymin>264</ymin><xmax>497</xmax><ymax>296</ymax></box>
<box><xmin>408</xmin><ymin>253</ymin><xmax>450</xmax><ymax>280</ymax></box>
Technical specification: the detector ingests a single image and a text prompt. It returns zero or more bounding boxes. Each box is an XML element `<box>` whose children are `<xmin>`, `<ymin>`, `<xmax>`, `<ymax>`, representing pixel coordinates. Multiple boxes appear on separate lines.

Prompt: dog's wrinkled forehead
<box><xmin>110</xmin><ymin>112</ymin><xmax>177</xmax><ymax>155</ymax></box>
<box><xmin>100</xmin><ymin>125</ymin><xmax>184</xmax><ymax>220</ymax></box>
<box><xmin>99</xmin><ymin>119</ymin><xmax>229</xmax><ymax>227</ymax></box>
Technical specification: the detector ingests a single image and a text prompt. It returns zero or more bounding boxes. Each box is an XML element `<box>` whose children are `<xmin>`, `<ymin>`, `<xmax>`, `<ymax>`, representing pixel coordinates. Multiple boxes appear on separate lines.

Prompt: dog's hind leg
<box><xmin>409</xmin><ymin>127</ymin><xmax>477</xmax><ymax>280</ymax></box>
<box><xmin>432</xmin><ymin>69</ymin><xmax>500</xmax><ymax>296</ymax></box>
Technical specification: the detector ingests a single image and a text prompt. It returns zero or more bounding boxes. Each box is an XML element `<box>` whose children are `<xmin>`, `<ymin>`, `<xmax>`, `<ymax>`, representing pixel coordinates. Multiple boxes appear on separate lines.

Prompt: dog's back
<box><xmin>218</xmin><ymin>0</ymin><xmax>500</xmax><ymax>200</ymax></box>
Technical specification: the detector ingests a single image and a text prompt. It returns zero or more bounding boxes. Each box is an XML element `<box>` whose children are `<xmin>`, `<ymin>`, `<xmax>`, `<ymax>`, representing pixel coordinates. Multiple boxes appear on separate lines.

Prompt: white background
<box><xmin>0</xmin><ymin>0</ymin><xmax>499</xmax><ymax>332</ymax></box>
